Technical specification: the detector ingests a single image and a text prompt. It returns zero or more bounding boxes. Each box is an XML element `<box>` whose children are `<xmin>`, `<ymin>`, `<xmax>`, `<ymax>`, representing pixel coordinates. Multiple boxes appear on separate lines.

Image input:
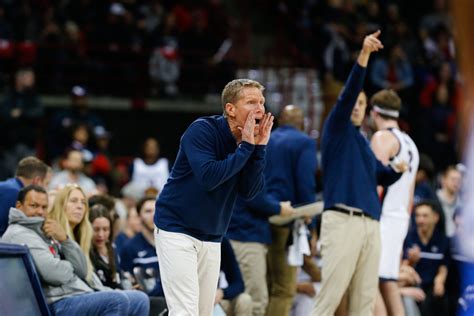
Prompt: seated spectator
<box><xmin>414</xmin><ymin>154</ymin><xmax>436</xmax><ymax>205</ymax></box>
<box><xmin>0</xmin><ymin>68</ymin><xmax>43</xmax><ymax>177</ymax></box>
<box><xmin>68</xmin><ymin>122</ymin><xmax>94</xmax><ymax>164</ymax></box>
<box><xmin>447</xmin><ymin>210</ymin><xmax>474</xmax><ymax>315</ymax></box>
<box><xmin>89</xmin><ymin>194</ymin><xmax>117</xmax><ymax>215</ymax></box>
<box><xmin>89</xmin><ymin>203</ymin><xmax>168</xmax><ymax>316</ymax></box>
<box><xmin>121</xmin><ymin>137</ymin><xmax>169</xmax><ymax>201</ymax></box>
<box><xmin>49</xmin><ymin>188</ymin><xmax>124</xmax><ymax>287</ymax></box>
<box><xmin>48</xmin><ymin>85</ymin><xmax>104</xmax><ymax>160</ymax></box>
<box><xmin>49</xmin><ymin>149</ymin><xmax>97</xmax><ymax>196</ymax></box>
<box><xmin>217</xmin><ymin>238</ymin><xmax>253</xmax><ymax>316</ymax></box>
<box><xmin>419</xmin><ymin>62</ymin><xmax>459</xmax><ymax>111</ymax></box>
<box><xmin>369</xmin><ymin>44</ymin><xmax>414</xmax><ymax>96</ymax></box>
<box><xmin>410</xmin><ymin>154</ymin><xmax>437</xmax><ymax>232</ymax></box>
<box><xmin>89</xmin><ymin>194</ymin><xmax>123</xmax><ymax>241</ymax></box>
<box><xmin>90</xmin><ymin>126</ymin><xmax>115</xmax><ymax>192</ymax></box>
<box><xmin>1</xmin><ymin>185</ymin><xmax>149</xmax><ymax>315</ymax></box>
<box><xmin>0</xmin><ymin>156</ymin><xmax>48</xmax><ymax>236</ymax></box>
<box><xmin>120</xmin><ymin>196</ymin><xmax>163</xmax><ymax>296</ymax></box>
<box><xmin>49</xmin><ymin>184</ymin><xmax>151</xmax><ymax>305</ymax></box>
<box><xmin>420</xmin><ymin>66</ymin><xmax>459</xmax><ymax>169</ymax></box>
<box><xmin>403</xmin><ymin>201</ymin><xmax>449</xmax><ymax>316</ymax></box>
<box><xmin>48</xmin><ymin>183</ymin><xmax>103</xmax><ymax>283</ymax></box>
<box><xmin>322</xmin><ymin>23</ymin><xmax>351</xmax><ymax>83</ymax></box>
<box><xmin>89</xmin><ymin>204</ymin><xmax>123</xmax><ymax>289</ymax></box>
<box><xmin>114</xmin><ymin>205</ymin><xmax>141</xmax><ymax>255</ymax></box>
<box><xmin>436</xmin><ymin>165</ymin><xmax>462</xmax><ymax>237</ymax></box>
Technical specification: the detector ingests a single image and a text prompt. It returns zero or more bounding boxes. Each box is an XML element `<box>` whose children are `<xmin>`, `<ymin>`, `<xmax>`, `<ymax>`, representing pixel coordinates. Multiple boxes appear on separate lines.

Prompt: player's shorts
<box><xmin>378</xmin><ymin>212</ymin><xmax>410</xmax><ymax>281</ymax></box>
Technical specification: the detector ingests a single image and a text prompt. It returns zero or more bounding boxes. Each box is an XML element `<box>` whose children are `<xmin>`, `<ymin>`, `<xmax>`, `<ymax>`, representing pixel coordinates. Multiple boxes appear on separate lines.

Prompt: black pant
<box><xmin>149</xmin><ymin>296</ymin><xmax>168</xmax><ymax>316</ymax></box>
<box><xmin>418</xmin><ymin>284</ymin><xmax>449</xmax><ymax>316</ymax></box>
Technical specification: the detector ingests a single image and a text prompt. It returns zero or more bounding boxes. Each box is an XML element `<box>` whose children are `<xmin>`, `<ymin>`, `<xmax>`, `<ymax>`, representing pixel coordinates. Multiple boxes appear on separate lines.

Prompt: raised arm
<box><xmin>328</xmin><ymin>31</ymin><xmax>384</xmax><ymax>130</ymax></box>
<box><xmin>357</xmin><ymin>30</ymin><xmax>383</xmax><ymax>67</ymax></box>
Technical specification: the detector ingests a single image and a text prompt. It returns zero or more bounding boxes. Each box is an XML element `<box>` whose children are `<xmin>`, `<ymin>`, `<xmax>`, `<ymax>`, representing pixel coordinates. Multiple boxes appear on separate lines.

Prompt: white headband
<box><xmin>373</xmin><ymin>105</ymin><xmax>399</xmax><ymax>118</ymax></box>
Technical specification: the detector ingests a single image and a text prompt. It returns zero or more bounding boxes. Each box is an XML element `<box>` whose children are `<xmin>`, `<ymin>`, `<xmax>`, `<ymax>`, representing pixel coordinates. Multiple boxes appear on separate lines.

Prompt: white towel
<box><xmin>287</xmin><ymin>219</ymin><xmax>311</xmax><ymax>266</ymax></box>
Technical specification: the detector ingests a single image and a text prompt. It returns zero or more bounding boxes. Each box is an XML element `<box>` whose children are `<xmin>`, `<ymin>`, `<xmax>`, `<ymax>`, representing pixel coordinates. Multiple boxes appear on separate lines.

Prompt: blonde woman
<box><xmin>49</xmin><ymin>184</ymin><xmax>150</xmax><ymax>315</ymax></box>
<box><xmin>49</xmin><ymin>183</ymin><xmax>95</xmax><ymax>281</ymax></box>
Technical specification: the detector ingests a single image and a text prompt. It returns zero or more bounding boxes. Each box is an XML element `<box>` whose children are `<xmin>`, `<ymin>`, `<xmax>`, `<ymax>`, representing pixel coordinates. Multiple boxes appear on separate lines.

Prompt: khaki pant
<box><xmin>230</xmin><ymin>240</ymin><xmax>268</xmax><ymax>316</ymax></box>
<box><xmin>312</xmin><ymin>211</ymin><xmax>381</xmax><ymax>316</ymax></box>
<box><xmin>221</xmin><ymin>293</ymin><xmax>253</xmax><ymax>316</ymax></box>
<box><xmin>266</xmin><ymin>225</ymin><xmax>297</xmax><ymax>316</ymax></box>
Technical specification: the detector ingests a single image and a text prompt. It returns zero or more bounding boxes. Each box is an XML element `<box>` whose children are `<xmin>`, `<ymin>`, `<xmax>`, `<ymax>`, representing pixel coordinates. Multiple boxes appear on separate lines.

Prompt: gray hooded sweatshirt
<box><xmin>1</xmin><ymin>208</ymin><xmax>93</xmax><ymax>304</ymax></box>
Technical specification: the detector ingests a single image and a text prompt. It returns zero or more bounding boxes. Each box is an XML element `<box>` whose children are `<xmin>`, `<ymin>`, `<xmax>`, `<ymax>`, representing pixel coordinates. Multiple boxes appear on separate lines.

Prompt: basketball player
<box><xmin>370</xmin><ymin>89</ymin><xmax>420</xmax><ymax>316</ymax></box>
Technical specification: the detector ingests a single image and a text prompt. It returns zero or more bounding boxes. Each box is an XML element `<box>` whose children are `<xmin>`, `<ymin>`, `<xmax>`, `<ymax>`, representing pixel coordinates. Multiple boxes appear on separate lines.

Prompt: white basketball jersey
<box><xmin>132</xmin><ymin>158</ymin><xmax>169</xmax><ymax>192</ymax></box>
<box><xmin>381</xmin><ymin>128</ymin><xmax>419</xmax><ymax>218</ymax></box>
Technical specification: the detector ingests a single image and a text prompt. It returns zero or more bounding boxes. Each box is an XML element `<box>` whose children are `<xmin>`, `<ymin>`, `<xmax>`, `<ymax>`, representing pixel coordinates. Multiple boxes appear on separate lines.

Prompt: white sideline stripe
<box><xmin>133</xmin><ymin>257</ymin><xmax>158</xmax><ymax>264</ymax></box>
<box><xmin>419</xmin><ymin>252</ymin><xmax>444</xmax><ymax>260</ymax></box>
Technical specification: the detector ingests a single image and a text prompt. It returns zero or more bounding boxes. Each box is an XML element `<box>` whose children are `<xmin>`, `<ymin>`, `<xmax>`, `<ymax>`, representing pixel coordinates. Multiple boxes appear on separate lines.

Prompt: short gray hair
<box><xmin>221</xmin><ymin>79</ymin><xmax>264</xmax><ymax>116</ymax></box>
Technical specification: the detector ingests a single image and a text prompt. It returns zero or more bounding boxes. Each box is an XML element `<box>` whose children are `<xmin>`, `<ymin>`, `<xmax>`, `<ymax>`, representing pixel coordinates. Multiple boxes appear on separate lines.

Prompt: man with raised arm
<box><xmin>312</xmin><ymin>31</ymin><xmax>405</xmax><ymax>316</ymax></box>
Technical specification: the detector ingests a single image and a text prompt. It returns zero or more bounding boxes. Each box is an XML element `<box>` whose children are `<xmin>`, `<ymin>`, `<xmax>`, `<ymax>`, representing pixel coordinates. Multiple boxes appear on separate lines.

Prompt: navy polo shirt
<box><xmin>120</xmin><ymin>232</ymin><xmax>163</xmax><ymax>296</ymax></box>
<box><xmin>155</xmin><ymin>115</ymin><xmax>265</xmax><ymax>242</ymax></box>
<box><xmin>403</xmin><ymin>228</ymin><xmax>450</xmax><ymax>287</ymax></box>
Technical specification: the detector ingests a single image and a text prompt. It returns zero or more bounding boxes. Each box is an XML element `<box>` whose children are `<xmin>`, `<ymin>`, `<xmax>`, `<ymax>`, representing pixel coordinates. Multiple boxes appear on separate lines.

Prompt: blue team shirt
<box><xmin>0</xmin><ymin>178</ymin><xmax>23</xmax><ymax>236</ymax></box>
<box><xmin>120</xmin><ymin>232</ymin><xmax>163</xmax><ymax>296</ymax></box>
<box><xmin>154</xmin><ymin>115</ymin><xmax>266</xmax><ymax>242</ymax></box>
<box><xmin>403</xmin><ymin>228</ymin><xmax>450</xmax><ymax>287</ymax></box>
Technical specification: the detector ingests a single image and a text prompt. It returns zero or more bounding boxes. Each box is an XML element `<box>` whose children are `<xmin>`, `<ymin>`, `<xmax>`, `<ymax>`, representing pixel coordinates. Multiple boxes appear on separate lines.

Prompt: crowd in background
<box><xmin>0</xmin><ymin>0</ymin><xmax>235</xmax><ymax>97</ymax></box>
<box><xmin>0</xmin><ymin>152</ymin><xmax>469</xmax><ymax>316</ymax></box>
<box><xmin>0</xmin><ymin>0</ymin><xmax>459</xmax><ymax>176</ymax></box>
